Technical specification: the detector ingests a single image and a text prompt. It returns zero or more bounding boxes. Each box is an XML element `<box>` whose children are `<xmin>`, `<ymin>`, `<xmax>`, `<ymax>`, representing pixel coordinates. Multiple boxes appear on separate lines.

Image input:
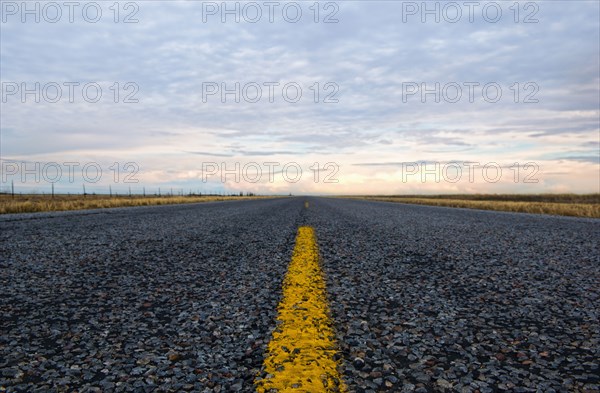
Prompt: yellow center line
<box><xmin>305</xmin><ymin>201</ymin><xmax>309</xmax><ymax>209</ymax></box>
<box><xmin>255</xmin><ymin>226</ymin><xmax>346</xmax><ymax>392</ymax></box>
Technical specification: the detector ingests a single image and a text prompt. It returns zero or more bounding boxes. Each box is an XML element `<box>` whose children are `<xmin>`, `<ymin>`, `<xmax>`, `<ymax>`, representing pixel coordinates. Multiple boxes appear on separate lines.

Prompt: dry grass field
<box><xmin>0</xmin><ymin>194</ymin><xmax>273</xmax><ymax>214</ymax></box>
<box><xmin>350</xmin><ymin>194</ymin><xmax>600</xmax><ymax>218</ymax></box>
<box><xmin>3</xmin><ymin>193</ymin><xmax>598</xmax><ymax>218</ymax></box>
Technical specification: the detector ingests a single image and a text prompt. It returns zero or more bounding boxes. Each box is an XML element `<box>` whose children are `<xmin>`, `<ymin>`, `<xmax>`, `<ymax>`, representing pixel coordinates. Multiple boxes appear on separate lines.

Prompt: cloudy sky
<box><xmin>1</xmin><ymin>0</ymin><xmax>599</xmax><ymax>195</ymax></box>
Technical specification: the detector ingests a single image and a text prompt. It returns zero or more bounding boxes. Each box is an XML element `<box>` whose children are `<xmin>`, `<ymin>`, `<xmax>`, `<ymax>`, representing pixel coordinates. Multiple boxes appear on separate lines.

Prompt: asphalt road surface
<box><xmin>1</xmin><ymin>197</ymin><xmax>598</xmax><ymax>392</ymax></box>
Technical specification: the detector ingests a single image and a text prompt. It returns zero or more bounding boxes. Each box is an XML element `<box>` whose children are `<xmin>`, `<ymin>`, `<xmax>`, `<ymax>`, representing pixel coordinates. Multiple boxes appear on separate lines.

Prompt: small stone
<box><xmin>437</xmin><ymin>378</ymin><xmax>453</xmax><ymax>389</ymax></box>
<box><xmin>353</xmin><ymin>357</ymin><xmax>365</xmax><ymax>369</ymax></box>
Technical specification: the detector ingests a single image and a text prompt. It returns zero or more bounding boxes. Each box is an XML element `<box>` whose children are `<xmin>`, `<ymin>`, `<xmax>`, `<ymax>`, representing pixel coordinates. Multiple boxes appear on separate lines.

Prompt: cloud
<box><xmin>184</xmin><ymin>151</ymin><xmax>233</xmax><ymax>157</ymax></box>
<box><xmin>554</xmin><ymin>156</ymin><xmax>600</xmax><ymax>164</ymax></box>
<box><xmin>1</xmin><ymin>1</ymin><xmax>599</xmax><ymax>193</ymax></box>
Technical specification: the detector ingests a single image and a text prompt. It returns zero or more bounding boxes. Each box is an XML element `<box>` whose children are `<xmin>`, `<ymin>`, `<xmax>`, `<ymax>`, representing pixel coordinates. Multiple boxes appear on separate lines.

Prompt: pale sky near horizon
<box><xmin>1</xmin><ymin>1</ymin><xmax>599</xmax><ymax>195</ymax></box>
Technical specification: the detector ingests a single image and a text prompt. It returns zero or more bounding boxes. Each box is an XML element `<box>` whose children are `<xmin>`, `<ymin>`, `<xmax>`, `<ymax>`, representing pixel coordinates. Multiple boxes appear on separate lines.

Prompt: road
<box><xmin>1</xmin><ymin>197</ymin><xmax>598</xmax><ymax>392</ymax></box>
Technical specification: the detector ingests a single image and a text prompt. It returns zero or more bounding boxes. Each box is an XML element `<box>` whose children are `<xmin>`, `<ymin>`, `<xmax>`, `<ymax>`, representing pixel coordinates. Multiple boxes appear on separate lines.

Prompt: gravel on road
<box><xmin>1</xmin><ymin>197</ymin><xmax>598</xmax><ymax>392</ymax></box>
<box><xmin>306</xmin><ymin>198</ymin><xmax>599</xmax><ymax>393</ymax></box>
<box><xmin>1</xmin><ymin>199</ymin><xmax>302</xmax><ymax>392</ymax></box>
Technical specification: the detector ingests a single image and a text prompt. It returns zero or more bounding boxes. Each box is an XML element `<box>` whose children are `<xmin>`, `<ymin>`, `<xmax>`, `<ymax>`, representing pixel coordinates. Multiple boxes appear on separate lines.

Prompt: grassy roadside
<box><xmin>0</xmin><ymin>194</ymin><xmax>276</xmax><ymax>214</ymax></box>
<box><xmin>346</xmin><ymin>194</ymin><xmax>600</xmax><ymax>218</ymax></box>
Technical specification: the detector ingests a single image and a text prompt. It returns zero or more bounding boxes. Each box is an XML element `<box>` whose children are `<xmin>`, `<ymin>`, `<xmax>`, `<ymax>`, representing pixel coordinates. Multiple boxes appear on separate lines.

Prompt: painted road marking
<box><xmin>255</xmin><ymin>226</ymin><xmax>346</xmax><ymax>392</ymax></box>
<box><xmin>305</xmin><ymin>201</ymin><xmax>309</xmax><ymax>209</ymax></box>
